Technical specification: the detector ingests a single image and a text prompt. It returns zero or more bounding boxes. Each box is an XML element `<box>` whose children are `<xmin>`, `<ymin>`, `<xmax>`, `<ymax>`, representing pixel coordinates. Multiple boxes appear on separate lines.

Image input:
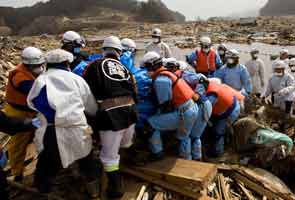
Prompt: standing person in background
<box><xmin>121</xmin><ymin>38</ymin><xmax>137</xmax><ymax>74</ymax></box>
<box><xmin>215</xmin><ymin>49</ymin><xmax>252</xmax><ymax>98</ymax></box>
<box><xmin>245</xmin><ymin>48</ymin><xmax>265</xmax><ymax>98</ymax></box>
<box><xmin>186</xmin><ymin>36</ymin><xmax>223</xmax><ymax>77</ymax></box>
<box><xmin>279</xmin><ymin>49</ymin><xmax>289</xmax><ymax>65</ymax></box>
<box><xmin>145</xmin><ymin>28</ymin><xmax>172</xmax><ymax>58</ymax></box>
<box><xmin>3</xmin><ymin>47</ymin><xmax>45</xmax><ymax>182</ymax></box>
<box><xmin>217</xmin><ymin>43</ymin><xmax>228</xmax><ymax>65</ymax></box>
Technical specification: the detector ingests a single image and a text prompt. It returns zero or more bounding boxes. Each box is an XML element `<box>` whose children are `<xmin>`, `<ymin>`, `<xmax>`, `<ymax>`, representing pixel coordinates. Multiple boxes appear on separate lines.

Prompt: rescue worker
<box><xmin>279</xmin><ymin>49</ymin><xmax>289</xmax><ymax>65</ymax></box>
<box><xmin>288</xmin><ymin>58</ymin><xmax>295</xmax><ymax>77</ymax></box>
<box><xmin>145</xmin><ymin>28</ymin><xmax>172</xmax><ymax>58</ymax></box>
<box><xmin>217</xmin><ymin>43</ymin><xmax>228</xmax><ymax>64</ymax></box>
<box><xmin>186</xmin><ymin>36</ymin><xmax>223</xmax><ymax>77</ymax></box>
<box><xmin>83</xmin><ymin>36</ymin><xmax>137</xmax><ymax>198</ymax></box>
<box><xmin>245</xmin><ymin>48</ymin><xmax>265</xmax><ymax>98</ymax></box>
<box><xmin>3</xmin><ymin>47</ymin><xmax>45</xmax><ymax>182</ymax></box>
<box><xmin>27</xmin><ymin>49</ymin><xmax>99</xmax><ymax>197</ymax></box>
<box><xmin>121</xmin><ymin>38</ymin><xmax>137</xmax><ymax>73</ymax></box>
<box><xmin>262</xmin><ymin>60</ymin><xmax>295</xmax><ymax>130</ymax></box>
<box><xmin>0</xmin><ymin>113</ymin><xmax>39</xmax><ymax>200</ymax></box>
<box><xmin>164</xmin><ymin>58</ymin><xmax>212</xmax><ymax>160</ymax></box>
<box><xmin>200</xmin><ymin>78</ymin><xmax>244</xmax><ymax>157</ymax></box>
<box><xmin>142</xmin><ymin>52</ymin><xmax>199</xmax><ymax>160</ymax></box>
<box><xmin>215</xmin><ymin>49</ymin><xmax>252</xmax><ymax>97</ymax></box>
<box><xmin>61</xmin><ymin>30</ymin><xmax>102</xmax><ymax>76</ymax></box>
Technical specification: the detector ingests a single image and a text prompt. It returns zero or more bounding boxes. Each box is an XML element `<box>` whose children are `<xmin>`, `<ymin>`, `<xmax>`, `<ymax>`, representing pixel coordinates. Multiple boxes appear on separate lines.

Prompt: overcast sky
<box><xmin>0</xmin><ymin>0</ymin><xmax>268</xmax><ymax>20</ymax></box>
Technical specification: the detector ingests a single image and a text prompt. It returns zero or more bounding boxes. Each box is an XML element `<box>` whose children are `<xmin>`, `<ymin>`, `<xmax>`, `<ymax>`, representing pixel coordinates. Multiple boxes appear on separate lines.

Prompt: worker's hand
<box><xmin>192</xmin><ymin>93</ymin><xmax>200</xmax><ymax>102</ymax></box>
<box><xmin>278</xmin><ymin>88</ymin><xmax>290</xmax><ymax>96</ymax></box>
<box><xmin>32</xmin><ymin>118</ymin><xmax>41</xmax><ymax>129</ymax></box>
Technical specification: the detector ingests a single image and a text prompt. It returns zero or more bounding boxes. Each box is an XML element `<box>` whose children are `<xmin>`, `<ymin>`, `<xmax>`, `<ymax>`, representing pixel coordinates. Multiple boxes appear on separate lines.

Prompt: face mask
<box><xmin>73</xmin><ymin>47</ymin><xmax>81</xmax><ymax>54</ymax></box>
<box><xmin>274</xmin><ymin>72</ymin><xmax>284</xmax><ymax>77</ymax></box>
<box><xmin>290</xmin><ymin>66</ymin><xmax>295</xmax><ymax>72</ymax></box>
<box><xmin>227</xmin><ymin>58</ymin><xmax>235</xmax><ymax>64</ymax></box>
<box><xmin>32</xmin><ymin>66</ymin><xmax>45</xmax><ymax>75</ymax></box>
<box><xmin>218</xmin><ymin>50</ymin><xmax>225</xmax><ymax>55</ymax></box>
<box><xmin>203</xmin><ymin>48</ymin><xmax>210</xmax><ymax>53</ymax></box>
<box><xmin>153</xmin><ymin>38</ymin><xmax>160</xmax><ymax>44</ymax></box>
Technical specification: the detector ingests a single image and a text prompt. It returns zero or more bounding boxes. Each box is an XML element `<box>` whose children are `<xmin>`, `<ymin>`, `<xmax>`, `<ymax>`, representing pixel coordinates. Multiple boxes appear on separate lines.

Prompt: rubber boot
<box><xmin>106</xmin><ymin>171</ymin><xmax>123</xmax><ymax>199</ymax></box>
<box><xmin>85</xmin><ymin>180</ymin><xmax>100</xmax><ymax>200</ymax></box>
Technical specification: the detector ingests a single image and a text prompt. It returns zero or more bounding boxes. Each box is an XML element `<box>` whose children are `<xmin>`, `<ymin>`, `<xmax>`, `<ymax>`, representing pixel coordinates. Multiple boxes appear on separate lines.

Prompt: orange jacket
<box><xmin>207</xmin><ymin>82</ymin><xmax>244</xmax><ymax>115</ymax></box>
<box><xmin>153</xmin><ymin>68</ymin><xmax>195</xmax><ymax>107</ymax></box>
<box><xmin>196</xmin><ymin>49</ymin><xmax>217</xmax><ymax>73</ymax></box>
<box><xmin>6</xmin><ymin>64</ymin><xmax>35</xmax><ymax>107</ymax></box>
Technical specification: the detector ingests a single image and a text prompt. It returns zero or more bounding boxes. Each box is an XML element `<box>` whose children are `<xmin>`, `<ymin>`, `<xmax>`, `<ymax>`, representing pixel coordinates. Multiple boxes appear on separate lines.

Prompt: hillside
<box><xmin>0</xmin><ymin>0</ymin><xmax>185</xmax><ymax>36</ymax></box>
<box><xmin>260</xmin><ymin>0</ymin><xmax>295</xmax><ymax>16</ymax></box>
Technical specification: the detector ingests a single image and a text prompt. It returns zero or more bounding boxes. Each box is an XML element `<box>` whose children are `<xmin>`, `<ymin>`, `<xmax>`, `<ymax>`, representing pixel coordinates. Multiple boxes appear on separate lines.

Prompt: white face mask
<box><xmin>227</xmin><ymin>58</ymin><xmax>235</xmax><ymax>64</ymax></box>
<box><xmin>218</xmin><ymin>50</ymin><xmax>225</xmax><ymax>55</ymax></box>
<box><xmin>274</xmin><ymin>72</ymin><xmax>284</xmax><ymax>77</ymax></box>
<box><xmin>203</xmin><ymin>48</ymin><xmax>210</xmax><ymax>53</ymax></box>
<box><xmin>32</xmin><ymin>66</ymin><xmax>45</xmax><ymax>75</ymax></box>
<box><xmin>153</xmin><ymin>38</ymin><xmax>160</xmax><ymax>44</ymax></box>
<box><xmin>290</xmin><ymin>66</ymin><xmax>295</xmax><ymax>72</ymax></box>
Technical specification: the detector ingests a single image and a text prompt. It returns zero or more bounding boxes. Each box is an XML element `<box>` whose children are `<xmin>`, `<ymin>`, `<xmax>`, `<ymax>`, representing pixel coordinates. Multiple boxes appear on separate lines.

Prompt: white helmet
<box><xmin>46</xmin><ymin>49</ymin><xmax>74</xmax><ymax>64</ymax></box>
<box><xmin>272</xmin><ymin>60</ymin><xmax>286</xmax><ymax>70</ymax></box>
<box><xmin>280</xmin><ymin>48</ymin><xmax>289</xmax><ymax>55</ymax></box>
<box><xmin>200</xmin><ymin>36</ymin><xmax>212</xmax><ymax>45</ymax></box>
<box><xmin>227</xmin><ymin>49</ymin><xmax>240</xmax><ymax>58</ymax></box>
<box><xmin>250</xmin><ymin>48</ymin><xmax>259</xmax><ymax>54</ymax></box>
<box><xmin>142</xmin><ymin>51</ymin><xmax>162</xmax><ymax>68</ymax></box>
<box><xmin>22</xmin><ymin>47</ymin><xmax>45</xmax><ymax>65</ymax></box>
<box><xmin>103</xmin><ymin>36</ymin><xmax>122</xmax><ymax>51</ymax></box>
<box><xmin>177</xmin><ymin>61</ymin><xmax>189</xmax><ymax>71</ymax></box>
<box><xmin>62</xmin><ymin>31</ymin><xmax>85</xmax><ymax>47</ymax></box>
<box><xmin>152</xmin><ymin>28</ymin><xmax>162</xmax><ymax>37</ymax></box>
<box><xmin>289</xmin><ymin>58</ymin><xmax>295</xmax><ymax>66</ymax></box>
<box><xmin>121</xmin><ymin>38</ymin><xmax>136</xmax><ymax>51</ymax></box>
<box><xmin>209</xmin><ymin>78</ymin><xmax>222</xmax><ymax>84</ymax></box>
<box><xmin>163</xmin><ymin>57</ymin><xmax>177</xmax><ymax>68</ymax></box>
<box><xmin>218</xmin><ymin>43</ymin><xmax>227</xmax><ymax>50</ymax></box>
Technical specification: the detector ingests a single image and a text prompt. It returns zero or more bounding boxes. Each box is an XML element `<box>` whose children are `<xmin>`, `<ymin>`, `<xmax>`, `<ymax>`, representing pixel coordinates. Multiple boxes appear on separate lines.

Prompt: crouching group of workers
<box><xmin>0</xmin><ymin>28</ymin><xmax>294</xmax><ymax>200</ymax></box>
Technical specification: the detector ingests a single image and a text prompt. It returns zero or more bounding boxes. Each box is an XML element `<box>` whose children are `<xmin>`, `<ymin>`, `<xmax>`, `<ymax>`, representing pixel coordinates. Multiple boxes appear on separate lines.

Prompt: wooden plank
<box><xmin>122</xmin><ymin>167</ymin><xmax>202</xmax><ymax>199</ymax></box>
<box><xmin>136</xmin><ymin>185</ymin><xmax>147</xmax><ymax>200</ymax></box>
<box><xmin>236</xmin><ymin>181</ymin><xmax>255</xmax><ymax>200</ymax></box>
<box><xmin>153</xmin><ymin>192</ymin><xmax>164</xmax><ymax>200</ymax></box>
<box><xmin>219</xmin><ymin>174</ymin><xmax>230</xmax><ymax>200</ymax></box>
<box><xmin>134</xmin><ymin>158</ymin><xmax>217</xmax><ymax>190</ymax></box>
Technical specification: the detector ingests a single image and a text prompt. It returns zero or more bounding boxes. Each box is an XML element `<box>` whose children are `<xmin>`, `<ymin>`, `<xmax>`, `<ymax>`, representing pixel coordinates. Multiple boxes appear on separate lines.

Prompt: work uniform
<box><xmin>145</xmin><ymin>42</ymin><xmax>172</xmax><ymax>58</ymax></box>
<box><xmin>187</xmin><ymin>49</ymin><xmax>223</xmax><ymax>77</ymax></box>
<box><xmin>121</xmin><ymin>51</ymin><xmax>137</xmax><ymax>74</ymax></box>
<box><xmin>83</xmin><ymin>57</ymin><xmax>137</xmax><ymax>172</ymax></box>
<box><xmin>148</xmin><ymin>68</ymin><xmax>199</xmax><ymax>160</ymax></box>
<box><xmin>245</xmin><ymin>58</ymin><xmax>265</xmax><ymax>96</ymax></box>
<box><xmin>0</xmin><ymin>111</ymin><xmax>36</xmax><ymax>200</ymax></box>
<box><xmin>205</xmin><ymin>81</ymin><xmax>244</xmax><ymax>156</ymax></box>
<box><xmin>174</xmin><ymin>70</ymin><xmax>212</xmax><ymax>160</ymax></box>
<box><xmin>263</xmin><ymin>73</ymin><xmax>295</xmax><ymax>111</ymax></box>
<box><xmin>27</xmin><ymin>65</ymin><xmax>98</xmax><ymax>193</ymax></box>
<box><xmin>215</xmin><ymin>64</ymin><xmax>253</xmax><ymax>96</ymax></box>
<box><xmin>3</xmin><ymin>64</ymin><xmax>36</xmax><ymax>178</ymax></box>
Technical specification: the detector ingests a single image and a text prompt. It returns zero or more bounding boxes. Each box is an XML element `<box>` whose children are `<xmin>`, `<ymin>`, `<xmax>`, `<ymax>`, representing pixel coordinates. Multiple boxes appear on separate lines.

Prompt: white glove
<box><xmin>278</xmin><ymin>87</ymin><xmax>292</xmax><ymax>96</ymax></box>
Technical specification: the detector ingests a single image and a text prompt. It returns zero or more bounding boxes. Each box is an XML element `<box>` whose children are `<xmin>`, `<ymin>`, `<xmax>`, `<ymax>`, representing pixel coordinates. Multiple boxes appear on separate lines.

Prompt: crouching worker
<box><xmin>233</xmin><ymin>117</ymin><xmax>293</xmax><ymax>168</ymax></box>
<box><xmin>3</xmin><ymin>47</ymin><xmax>45</xmax><ymax>182</ymax></box>
<box><xmin>83</xmin><ymin>36</ymin><xmax>137</xmax><ymax>199</ymax></box>
<box><xmin>0</xmin><ymin>112</ymin><xmax>39</xmax><ymax>200</ymax></box>
<box><xmin>201</xmin><ymin>78</ymin><xmax>244</xmax><ymax>158</ymax></box>
<box><xmin>164</xmin><ymin>58</ymin><xmax>212</xmax><ymax>161</ymax></box>
<box><xmin>143</xmin><ymin>52</ymin><xmax>199</xmax><ymax>160</ymax></box>
<box><xmin>27</xmin><ymin>49</ymin><xmax>100</xmax><ymax>198</ymax></box>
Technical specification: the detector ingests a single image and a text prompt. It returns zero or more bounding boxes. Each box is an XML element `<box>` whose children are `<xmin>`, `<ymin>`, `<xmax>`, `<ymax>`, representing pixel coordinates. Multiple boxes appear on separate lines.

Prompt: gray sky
<box><xmin>0</xmin><ymin>0</ymin><xmax>268</xmax><ymax>20</ymax></box>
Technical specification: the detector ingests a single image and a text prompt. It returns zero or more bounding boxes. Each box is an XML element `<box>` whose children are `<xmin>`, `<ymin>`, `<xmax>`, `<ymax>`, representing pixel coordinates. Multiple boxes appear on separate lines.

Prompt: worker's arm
<box><xmin>215</xmin><ymin>53</ymin><xmax>223</xmax><ymax>70</ymax></box>
<box><xmin>0</xmin><ymin>111</ymin><xmax>36</xmax><ymax>136</ymax></box>
<box><xmin>240</xmin><ymin>65</ymin><xmax>253</xmax><ymax>94</ymax></box>
<box><xmin>11</xmin><ymin>73</ymin><xmax>34</xmax><ymax>94</ymax></box>
<box><xmin>164</xmin><ymin>43</ymin><xmax>172</xmax><ymax>58</ymax></box>
<box><xmin>186</xmin><ymin>51</ymin><xmax>197</xmax><ymax>68</ymax></box>
<box><xmin>153</xmin><ymin>76</ymin><xmax>173</xmax><ymax>113</ymax></box>
<box><xmin>258</xmin><ymin>60</ymin><xmax>265</xmax><ymax>88</ymax></box>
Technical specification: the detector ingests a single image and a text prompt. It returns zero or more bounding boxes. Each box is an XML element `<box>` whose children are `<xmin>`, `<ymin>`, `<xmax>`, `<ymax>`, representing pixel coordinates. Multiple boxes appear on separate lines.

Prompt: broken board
<box><xmin>122</xmin><ymin>158</ymin><xmax>217</xmax><ymax>199</ymax></box>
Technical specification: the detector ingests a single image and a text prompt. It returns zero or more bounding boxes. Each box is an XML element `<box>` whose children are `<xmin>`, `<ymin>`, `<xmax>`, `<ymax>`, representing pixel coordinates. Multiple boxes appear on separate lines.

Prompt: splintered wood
<box><xmin>122</xmin><ymin>158</ymin><xmax>217</xmax><ymax>199</ymax></box>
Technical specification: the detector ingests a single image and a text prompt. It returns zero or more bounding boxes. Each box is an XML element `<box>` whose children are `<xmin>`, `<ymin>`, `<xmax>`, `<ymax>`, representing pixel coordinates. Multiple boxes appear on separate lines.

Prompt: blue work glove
<box><xmin>32</xmin><ymin>118</ymin><xmax>41</xmax><ymax>129</ymax></box>
<box><xmin>0</xmin><ymin>151</ymin><xmax>7</xmax><ymax>168</ymax></box>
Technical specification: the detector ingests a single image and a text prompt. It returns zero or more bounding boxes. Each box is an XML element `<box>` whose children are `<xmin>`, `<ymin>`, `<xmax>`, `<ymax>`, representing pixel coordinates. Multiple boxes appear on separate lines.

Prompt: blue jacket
<box><xmin>120</xmin><ymin>51</ymin><xmax>136</xmax><ymax>74</ymax></box>
<box><xmin>72</xmin><ymin>54</ymin><xmax>103</xmax><ymax>76</ymax></box>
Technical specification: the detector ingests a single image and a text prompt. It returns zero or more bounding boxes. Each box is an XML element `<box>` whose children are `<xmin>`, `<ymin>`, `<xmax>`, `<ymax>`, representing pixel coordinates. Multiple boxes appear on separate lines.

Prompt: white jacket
<box><xmin>27</xmin><ymin>68</ymin><xmax>98</xmax><ymax>168</ymax></box>
<box><xmin>245</xmin><ymin>58</ymin><xmax>265</xmax><ymax>94</ymax></box>
<box><xmin>145</xmin><ymin>41</ymin><xmax>172</xmax><ymax>58</ymax></box>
